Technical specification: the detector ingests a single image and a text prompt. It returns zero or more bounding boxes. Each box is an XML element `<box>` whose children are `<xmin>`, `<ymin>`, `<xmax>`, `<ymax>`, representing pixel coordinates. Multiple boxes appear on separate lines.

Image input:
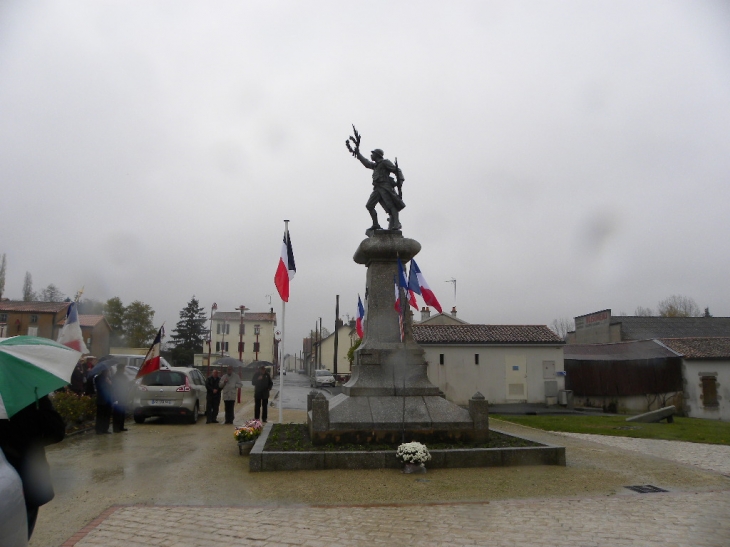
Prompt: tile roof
<box><xmin>564</xmin><ymin>340</ymin><xmax>680</xmax><ymax>361</ymax></box>
<box><xmin>657</xmin><ymin>337</ymin><xmax>730</xmax><ymax>359</ymax></box>
<box><xmin>412</xmin><ymin>324</ymin><xmax>564</xmax><ymax>345</ymax></box>
<box><xmin>0</xmin><ymin>301</ymin><xmax>70</xmax><ymax>313</ymax></box>
<box><xmin>57</xmin><ymin>315</ymin><xmax>109</xmax><ymax>328</ymax></box>
<box><xmin>613</xmin><ymin>316</ymin><xmax>730</xmax><ymax>340</ymax></box>
<box><xmin>213</xmin><ymin>311</ymin><xmax>276</xmax><ymax>322</ymax></box>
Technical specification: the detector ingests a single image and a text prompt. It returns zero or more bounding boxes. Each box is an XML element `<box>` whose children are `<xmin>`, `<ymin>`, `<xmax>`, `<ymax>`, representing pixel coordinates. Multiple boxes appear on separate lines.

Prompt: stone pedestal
<box><xmin>308</xmin><ymin>229</ymin><xmax>486</xmax><ymax>445</ymax></box>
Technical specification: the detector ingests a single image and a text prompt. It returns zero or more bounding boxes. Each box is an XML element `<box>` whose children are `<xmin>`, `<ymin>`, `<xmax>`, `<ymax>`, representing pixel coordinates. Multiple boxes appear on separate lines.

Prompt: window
<box><xmin>239</xmin><ymin>324</ymin><xmax>245</xmax><ymax>335</ymax></box>
<box><xmin>216</xmin><ymin>342</ymin><xmax>228</xmax><ymax>352</ymax></box>
<box><xmin>238</xmin><ymin>342</ymin><xmax>244</xmax><ymax>353</ymax></box>
<box><xmin>474</xmin><ymin>354</ymin><xmax>479</xmax><ymax>365</ymax></box>
<box><xmin>30</xmin><ymin>314</ymin><xmax>38</xmax><ymax>323</ymax></box>
<box><xmin>253</xmin><ymin>342</ymin><xmax>260</xmax><ymax>353</ymax></box>
<box><xmin>439</xmin><ymin>354</ymin><xmax>444</xmax><ymax>365</ymax></box>
<box><xmin>254</xmin><ymin>325</ymin><xmax>260</xmax><ymax>335</ymax></box>
<box><xmin>0</xmin><ymin>314</ymin><xmax>6</xmax><ymax>322</ymax></box>
<box><xmin>216</xmin><ymin>342</ymin><xmax>220</xmax><ymax>352</ymax></box>
<box><xmin>216</xmin><ymin>324</ymin><xmax>221</xmax><ymax>334</ymax></box>
<box><xmin>701</xmin><ymin>375</ymin><xmax>719</xmax><ymax>407</ymax></box>
<box><xmin>217</xmin><ymin>323</ymin><xmax>230</xmax><ymax>335</ymax></box>
<box><xmin>27</xmin><ymin>327</ymin><xmax>38</xmax><ymax>336</ymax></box>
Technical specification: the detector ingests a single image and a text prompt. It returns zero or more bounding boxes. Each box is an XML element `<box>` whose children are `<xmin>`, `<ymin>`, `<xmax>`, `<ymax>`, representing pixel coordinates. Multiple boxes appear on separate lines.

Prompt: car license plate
<box><xmin>150</xmin><ymin>399</ymin><xmax>174</xmax><ymax>405</ymax></box>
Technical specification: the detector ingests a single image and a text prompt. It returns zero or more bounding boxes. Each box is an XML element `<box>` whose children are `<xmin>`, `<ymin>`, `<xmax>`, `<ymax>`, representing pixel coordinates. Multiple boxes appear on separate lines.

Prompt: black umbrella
<box><xmin>213</xmin><ymin>357</ymin><xmax>244</xmax><ymax>368</ymax></box>
<box><xmin>86</xmin><ymin>356</ymin><xmax>121</xmax><ymax>378</ymax></box>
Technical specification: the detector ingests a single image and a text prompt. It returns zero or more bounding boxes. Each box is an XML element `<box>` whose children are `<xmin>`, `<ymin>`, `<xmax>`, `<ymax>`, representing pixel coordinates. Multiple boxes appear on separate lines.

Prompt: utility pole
<box><xmin>333</xmin><ymin>295</ymin><xmax>339</xmax><ymax>377</ymax></box>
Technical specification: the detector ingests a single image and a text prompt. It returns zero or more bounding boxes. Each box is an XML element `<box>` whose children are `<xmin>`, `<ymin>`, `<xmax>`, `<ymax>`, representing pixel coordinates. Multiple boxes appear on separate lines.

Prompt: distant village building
<box><xmin>315</xmin><ymin>320</ymin><xmax>358</xmax><ymax>380</ymax></box>
<box><xmin>197</xmin><ymin>310</ymin><xmax>277</xmax><ymax>368</ymax></box>
<box><xmin>565</xmin><ymin>309</ymin><xmax>730</xmax><ymax>418</ymax></box>
<box><xmin>58</xmin><ymin>314</ymin><xmax>112</xmax><ymax>357</ymax></box>
<box><xmin>0</xmin><ymin>301</ymin><xmax>70</xmax><ymax>339</ymax></box>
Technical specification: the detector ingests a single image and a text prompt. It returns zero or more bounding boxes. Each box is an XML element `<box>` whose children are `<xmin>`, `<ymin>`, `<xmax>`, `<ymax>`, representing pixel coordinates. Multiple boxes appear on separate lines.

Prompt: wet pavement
<box><xmin>29</xmin><ymin>379</ymin><xmax>730</xmax><ymax>547</ymax></box>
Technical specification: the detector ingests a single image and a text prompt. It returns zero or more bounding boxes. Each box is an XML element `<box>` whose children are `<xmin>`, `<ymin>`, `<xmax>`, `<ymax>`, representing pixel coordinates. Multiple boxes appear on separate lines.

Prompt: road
<box><xmin>274</xmin><ymin>370</ymin><xmax>334</xmax><ymax>410</ymax></box>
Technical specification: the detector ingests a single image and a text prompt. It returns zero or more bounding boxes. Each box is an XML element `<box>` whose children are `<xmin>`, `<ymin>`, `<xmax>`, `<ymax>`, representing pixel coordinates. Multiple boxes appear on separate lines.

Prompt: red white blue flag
<box><xmin>136</xmin><ymin>326</ymin><xmax>164</xmax><ymax>379</ymax></box>
<box><xmin>57</xmin><ymin>302</ymin><xmax>89</xmax><ymax>354</ymax></box>
<box><xmin>408</xmin><ymin>259</ymin><xmax>442</xmax><ymax>314</ymax></box>
<box><xmin>356</xmin><ymin>295</ymin><xmax>365</xmax><ymax>339</ymax></box>
<box><xmin>274</xmin><ymin>229</ymin><xmax>296</xmax><ymax>302</ymax></box>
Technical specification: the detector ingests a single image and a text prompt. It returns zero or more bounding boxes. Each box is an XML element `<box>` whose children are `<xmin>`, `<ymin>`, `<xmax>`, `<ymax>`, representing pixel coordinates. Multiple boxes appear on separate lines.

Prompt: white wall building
<box><xmin>660</xmin><ymin>337</ymin><xmax>730</xmax><ymax>421</ymax></box>
<box><xmin>413</xmin><ymin>324</ymin><xmax>565</xmax><ymax>406</ymax></box>
<box><xmin>206</xmin><ymin>310</ymin><xmax>277</xmax><ymax>366</ymax></box>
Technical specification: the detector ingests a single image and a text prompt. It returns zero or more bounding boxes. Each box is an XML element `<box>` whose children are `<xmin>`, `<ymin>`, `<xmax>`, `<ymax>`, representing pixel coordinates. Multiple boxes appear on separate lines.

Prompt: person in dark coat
<box><xmin>205</xmin><ymin>369</ymin><xmax>221</xmax><ymax>424</ymax></box>
<box><xmin>0</xmin><ymin>395</ymin><xmax>66</xmax><ymax>540</ymax></box>
<box><xmin>251</xmin><ymin>365</ymin><xmax>273</xmax><ymax>423</ymax></box>
<box><xmin>111</xmin><ymin>364</ymin><xmax>129</xmax><ymax>433</ymax></box>
<box><xmin>69</xmin><ymin>360</ymin><xmax>86</xmax><ymax>395</ymax></box>
<box><xmin>94</xmin><ymin>368</ymin><xmax>113</xmax><ymax>434</ymax></box>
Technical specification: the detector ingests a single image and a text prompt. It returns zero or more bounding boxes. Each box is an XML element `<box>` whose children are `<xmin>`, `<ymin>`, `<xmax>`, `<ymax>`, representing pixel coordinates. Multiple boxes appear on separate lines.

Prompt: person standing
<box><xmin>111</xmin><ymin>364</ymin><xmax>129</xmax><ymax>433</ymax></box>
<box><xmin>0</xmin><ymin>395</ymin><xmax>65</xmax><ymax>541</ymax></box>
<box><xmin>219</xmin><ymin>366</ymin><xmax>242</xmax><ymax>424</ymax></box>
<box><xmin>205</xmin><ymin>369</ymin><xmax>221</xmax><ymax>424</ymax></box>
<box><xmin>93</xmin><ymin>368</ymin><xmax>113</xmax><ymax>434</ymax></box>
<box><xmin>251</xmin><ymin>365</ymin><xmax>273</xmax><ymax>423</ymax></box>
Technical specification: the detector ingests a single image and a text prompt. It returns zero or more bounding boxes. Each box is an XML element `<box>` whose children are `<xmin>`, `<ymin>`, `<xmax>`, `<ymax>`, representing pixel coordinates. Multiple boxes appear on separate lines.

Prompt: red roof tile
<box><xmin>0</xmin><ymin>301</ymin><xmax>70</xmax><ymax>313</ymax></box>
<box><xmin>412</xmin><ymin>324</ymin><xmax>564</xmax><ymax>345</ymax></box>
<box><xmin>657</xmin><ymin>337</ymin><xmax>730</xmax><ymax>359</ymax></box>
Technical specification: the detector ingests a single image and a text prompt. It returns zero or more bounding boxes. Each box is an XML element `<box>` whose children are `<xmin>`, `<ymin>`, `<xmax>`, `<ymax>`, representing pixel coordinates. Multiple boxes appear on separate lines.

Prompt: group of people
<box><xmin>205</xmin><ymin>365</ymin><xmax>273</xmax><ymax>423</ymax></box>
<box><xmin>93</xmin><ymin>364</ymin><xmax>130</xmax><ymax>434</ymax></box>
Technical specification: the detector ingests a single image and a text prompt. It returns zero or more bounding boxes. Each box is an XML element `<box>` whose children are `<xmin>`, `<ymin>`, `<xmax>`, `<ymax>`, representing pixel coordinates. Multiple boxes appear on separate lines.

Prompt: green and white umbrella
<box><xmin>0</xmin><ymin>336</ymin><xmax>82</xmax><ymax>420</ymax></box>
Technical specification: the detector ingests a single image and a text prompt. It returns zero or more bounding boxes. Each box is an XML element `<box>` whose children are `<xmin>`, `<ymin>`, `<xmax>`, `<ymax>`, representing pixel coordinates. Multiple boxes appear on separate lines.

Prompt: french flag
<box><xmin>57</xmin><ymin>302</ymin><xmax>89</xmax><ymax>354</ymax></box>
<box><xmin>274</xmin><ymin>229</ymin><xmax>296</xmax><ymax>302</ymax></box>
<box><xmin>136</xmin><ymin>326</ymin><xmax>164</xmax><ymax>379</ymax></box>
<box><xmin>409</xmin><ymin>259</ymin><xmax>443</xmax><ymax>314</ymax></box>
<box><xmin>356</xmin><ymin>295</ymin><xmax>365</xmax><ymax>339</ymax></box>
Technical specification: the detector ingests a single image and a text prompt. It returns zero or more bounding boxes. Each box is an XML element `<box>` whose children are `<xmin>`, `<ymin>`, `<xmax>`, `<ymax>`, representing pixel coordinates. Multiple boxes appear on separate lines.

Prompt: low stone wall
<box><xmin>249</xmin><ymin>424</ymin><xmax>565</xmax><ymax>472</ymax></box>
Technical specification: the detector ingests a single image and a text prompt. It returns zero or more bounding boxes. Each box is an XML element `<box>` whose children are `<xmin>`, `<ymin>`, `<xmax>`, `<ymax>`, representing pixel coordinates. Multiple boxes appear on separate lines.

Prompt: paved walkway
<box><xmin>58</xmin><ymin>425</ymin><xmax>730</xmax><ymax>547</ymax></box>
<box><xmin>64</xmin><ymin>491</ymin><xmax>730</xmax><ymax>547</ymax></box>
<box><xmin>552</xmin><ymin>432</ymin><xmax>730</xmax><ymax>476</ymax></box>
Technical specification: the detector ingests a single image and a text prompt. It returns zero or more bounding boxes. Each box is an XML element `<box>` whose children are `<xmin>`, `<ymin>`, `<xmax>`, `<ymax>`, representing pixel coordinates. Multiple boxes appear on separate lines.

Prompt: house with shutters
<box><xmin>0</xmin><ymin>301</ymin><xmax>70</xmax><ymax>339</ymax></box>
<box><xmin>197</xmin><ymin>310</ymin><xmax>277</xmax><ymax>368</ymax></box>
<box><xmin>413</xmin><ymin>323</ymin><xmax>565</xmax><ymax>406</ymax></box>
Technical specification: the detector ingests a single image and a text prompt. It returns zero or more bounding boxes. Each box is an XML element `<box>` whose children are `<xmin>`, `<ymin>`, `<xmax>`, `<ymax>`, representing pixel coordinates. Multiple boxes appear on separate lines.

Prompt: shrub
<box><xmin>51</xmin><ymin>390</ymin><xmax>96</xmax><ymax>425</ymax></box>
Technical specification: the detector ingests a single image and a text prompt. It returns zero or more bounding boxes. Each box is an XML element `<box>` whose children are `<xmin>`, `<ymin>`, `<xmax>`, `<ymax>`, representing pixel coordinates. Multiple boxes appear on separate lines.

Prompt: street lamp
<box><xmin>206</xmin><ymin>302</ymin><xmax>217</xmax><ymax>377</ymax></box>
<box><xmin>237</xmin><ymin>305</ymin><xmax>248</xmax><ymax>362</ymax></box>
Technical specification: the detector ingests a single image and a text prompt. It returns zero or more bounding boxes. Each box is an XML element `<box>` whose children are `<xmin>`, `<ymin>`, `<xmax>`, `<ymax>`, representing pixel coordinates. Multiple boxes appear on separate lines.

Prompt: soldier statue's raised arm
<box><xmin>346</xmin><ymin>125</ymin><xmax>405</xmax><ymax>231</ymax></box>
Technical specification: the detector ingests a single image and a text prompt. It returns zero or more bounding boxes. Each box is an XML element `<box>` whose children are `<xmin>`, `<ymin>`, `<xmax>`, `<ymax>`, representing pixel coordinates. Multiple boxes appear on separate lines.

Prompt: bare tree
<box><xmin>550</xmin><ymin>317</ymin><xmax>574</xmax><ymax>339</ymax></box>
<box><xmin>657</xmin><ymin>295</ymin><xmax>701</xmax><ymax>317</ymax></box>
<box><xmin>39</xmin><ymin>284</ymin><xmax>65</xmax><ymax>302</ymax></box>
<box><xmin>634</xmin><ymin>306</ymin><xmax>653</xmax><ymax>316</ymax></box>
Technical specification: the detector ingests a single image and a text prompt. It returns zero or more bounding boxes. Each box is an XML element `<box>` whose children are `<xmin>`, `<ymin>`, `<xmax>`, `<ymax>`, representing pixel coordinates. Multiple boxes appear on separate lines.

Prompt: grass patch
<box><xmin>264</xmin><ymin>423</ymin><xmax>541</xmax><ymax>452</ymax></box>
<box><xmin>492</xmin><ymin>414</ymin><xmax>730</xmax><ymax>445</ymax></box>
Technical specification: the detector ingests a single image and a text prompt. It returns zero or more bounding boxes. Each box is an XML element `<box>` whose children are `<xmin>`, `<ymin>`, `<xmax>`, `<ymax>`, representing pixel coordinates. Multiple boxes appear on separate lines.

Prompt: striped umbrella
<box><xmin>0</xmin><ymin>336</ymin><xmax>81</xmax><ymax>420</ymax></box>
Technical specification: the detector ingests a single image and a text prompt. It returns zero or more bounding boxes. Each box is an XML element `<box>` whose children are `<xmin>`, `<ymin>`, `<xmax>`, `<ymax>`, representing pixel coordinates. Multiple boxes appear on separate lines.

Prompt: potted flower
<box><xmin>395</xmin><ymin>441</ymin><xmax>431</xmax><ymax>473</ymax></box>
<box><xmin>234</xmin><ymin>419</ymin><xmax>263</xmax><ymax>455</ymax></box>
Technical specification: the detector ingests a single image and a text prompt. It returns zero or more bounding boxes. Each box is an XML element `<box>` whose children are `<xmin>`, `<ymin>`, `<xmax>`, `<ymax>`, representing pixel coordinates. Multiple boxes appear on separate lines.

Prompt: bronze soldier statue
<box><xmin>346</xmin><ymin>126</ymin><xmax>405</xmax><ymax>231</ymax></box>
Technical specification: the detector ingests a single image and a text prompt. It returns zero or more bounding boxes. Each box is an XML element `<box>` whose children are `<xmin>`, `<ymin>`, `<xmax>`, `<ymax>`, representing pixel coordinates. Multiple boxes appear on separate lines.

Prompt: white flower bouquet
<box><xmin>395</xmin><ymin>441</ymin><xmax>432</xmax><ymax>465</ymax></box>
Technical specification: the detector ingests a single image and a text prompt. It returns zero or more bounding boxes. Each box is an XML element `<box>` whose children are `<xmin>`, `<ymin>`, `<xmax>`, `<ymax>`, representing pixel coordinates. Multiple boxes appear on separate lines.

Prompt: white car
<box><xmin>311</xmin><ymin>369</ymin><xmax>336</xmax><ymax>388</ymax></box>
<box><xmin>132</xmin><ymin>367</ymin><xmax>207</xmax><ymax>424</ymax></box>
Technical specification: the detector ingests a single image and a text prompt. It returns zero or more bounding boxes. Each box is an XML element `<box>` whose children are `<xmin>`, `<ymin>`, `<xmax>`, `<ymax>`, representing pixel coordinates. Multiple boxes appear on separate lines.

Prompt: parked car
<box><xmin>132</xmin><ymin>367</ymin><xmax>207</xmax><ymax>424</ymax></box>
<box><xmin>311</xmin><ymin>369</ymin><xmax>336</xmax><ymax>388</ymax></box>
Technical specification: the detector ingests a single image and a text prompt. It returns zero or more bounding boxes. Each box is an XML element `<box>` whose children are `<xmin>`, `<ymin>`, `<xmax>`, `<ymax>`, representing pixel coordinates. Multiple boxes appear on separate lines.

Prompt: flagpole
<box><xmin>278</xmin><ymin>219</ymin><xmax>289</xmax><ymax>424</ymax></box>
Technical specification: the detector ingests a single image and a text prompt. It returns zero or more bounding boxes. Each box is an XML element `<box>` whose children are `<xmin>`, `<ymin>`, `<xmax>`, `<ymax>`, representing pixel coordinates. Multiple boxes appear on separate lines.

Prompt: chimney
<box><xmin>421</xmin><ymin>306</ymin><xmax>431</xmax><ymax>322</ymax></box>
<box><xmin>451</xmin><ymin>306</ymin><xmax>457</xmax><ymax>318</ymax></box>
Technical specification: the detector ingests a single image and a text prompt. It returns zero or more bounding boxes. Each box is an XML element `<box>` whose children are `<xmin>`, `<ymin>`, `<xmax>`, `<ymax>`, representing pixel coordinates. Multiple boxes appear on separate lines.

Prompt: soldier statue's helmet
<box><xmin>371</xmin><ymin>149</ymin><xmax>384</xmax><ymax>158</ymax></box>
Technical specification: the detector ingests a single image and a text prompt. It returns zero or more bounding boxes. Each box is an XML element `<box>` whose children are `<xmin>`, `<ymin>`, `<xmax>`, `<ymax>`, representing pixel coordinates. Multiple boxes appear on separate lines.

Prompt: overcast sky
<box><xmin>1</xmin><ymin>1</ymin><xmax>729</xmax><ymax>353</ymax></box>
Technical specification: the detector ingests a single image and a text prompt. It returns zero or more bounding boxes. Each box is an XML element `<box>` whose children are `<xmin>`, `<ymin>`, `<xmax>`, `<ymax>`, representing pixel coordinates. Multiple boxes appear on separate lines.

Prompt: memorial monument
<box><xmin>306</xmin><ymin>128</ymin><xmax>489</xmax><ymax>445</ymax></box>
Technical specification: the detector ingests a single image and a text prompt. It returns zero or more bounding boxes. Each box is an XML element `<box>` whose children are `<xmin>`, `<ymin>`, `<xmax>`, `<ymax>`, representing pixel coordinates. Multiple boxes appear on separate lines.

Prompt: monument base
<box><xmin>308</xmin><ymin>392</ymin><xmax>490</xmax><ymax>445</ymax></box>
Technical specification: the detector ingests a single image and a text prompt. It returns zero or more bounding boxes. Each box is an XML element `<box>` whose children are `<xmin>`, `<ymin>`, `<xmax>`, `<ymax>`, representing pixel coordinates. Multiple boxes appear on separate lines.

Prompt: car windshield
<box><xmin>140</xmin><ymin>371</ymin><xmax>187</xmax><ymax>387</ymax></box>
<box><xmin>316</xmin><ymin>370</ymin><xmax>332</xmax><ymax>376</ymax></box>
